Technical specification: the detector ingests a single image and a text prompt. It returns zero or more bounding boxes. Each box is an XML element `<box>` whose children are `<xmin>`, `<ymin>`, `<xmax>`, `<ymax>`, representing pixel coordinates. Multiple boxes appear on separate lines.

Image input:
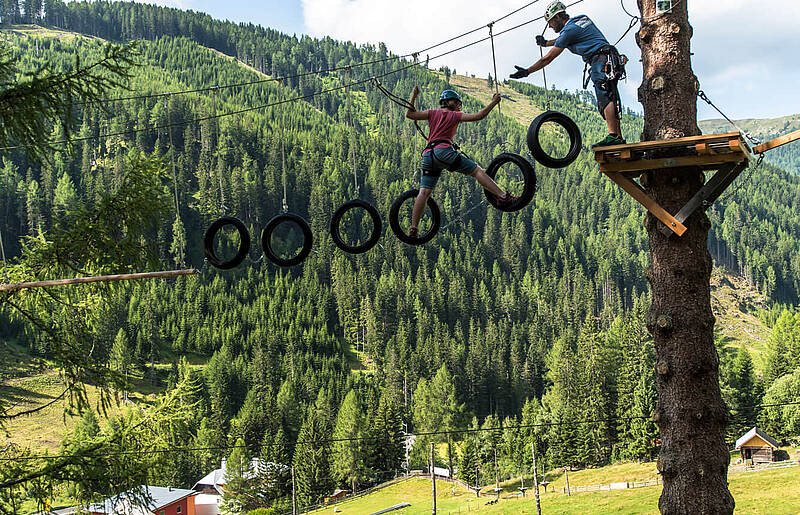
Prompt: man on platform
<box><xmin>510</xmin><ymin>1</ymin><xmax>626</xmax><ymax>147</ymax></box>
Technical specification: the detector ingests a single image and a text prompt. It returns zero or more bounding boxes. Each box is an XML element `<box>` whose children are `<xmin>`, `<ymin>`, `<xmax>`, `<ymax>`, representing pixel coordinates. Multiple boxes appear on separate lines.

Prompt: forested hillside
<box><xmin>1</xmin><ymin>1</ymin><xmax>800</xmax><ymax>510</ymax></box>
<box><xmin>700</xmin><ymin>114</ymin><xmax>800</xmax><ymax>174</ymax></box>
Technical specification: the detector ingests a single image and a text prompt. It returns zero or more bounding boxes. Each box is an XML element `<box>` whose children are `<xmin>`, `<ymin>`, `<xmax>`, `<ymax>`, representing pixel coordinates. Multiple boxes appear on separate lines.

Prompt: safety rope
<box><xmin>372</xmin><ymin>78</ymin><xmax>428</xmax><ymax>140</ymax></box>
<box><xmin>165</xmin><ymin>95</ymin><xmax>185</xmax><ymax>268</ymax></box>
<box><xmin>539</xmin><ymin>25</ymin><xmax>550</xmax><ymax>110</ymax></box>
<box><xmin>719</xmin><ymin>154</ymin><xmax>765</xmax><ymax>205</ymax></box>
<box><xmin>211</xmin><ymin>87</ymin><xmax>226</xmax><ymax>216</ymax></box>
<box><xmin>278</xmin><ymin>88</ymin><xmax>288</xmax><ymax>213</ymax></box>
<box><xmin>697</xmin><ymin>90</ymin><xmax>761</xmax><ymax>146</ymax></box>
<box><xmin>614</xmin><ymin>16</ymin><xmax>638</xmax><ymax>46</ymax></box>
<box><xmin>345</xmin><ymin>67</ymin><xmax>359</xmax><ymax>198</ymax></box>
<box><xmin>488</xmin><ymin>23</ymin><xmax>501</xmax><ymax>118</ymax></box>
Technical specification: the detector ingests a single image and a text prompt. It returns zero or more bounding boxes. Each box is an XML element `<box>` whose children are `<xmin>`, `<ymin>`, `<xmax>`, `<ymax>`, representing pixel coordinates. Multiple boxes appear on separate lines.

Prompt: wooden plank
<box><xmin>594</xmin><ymin>132</ymin><xmax>741</xmax><ymax>154</ymax></box>
<box><xmin>601</xmin><ymin>171</ymin><xmax>687</xmax><ymax>236</ymax></box>
<box><xmin>754</xmin><ymin>129</ymin><xmax>800</xmax><ymax>154</ymax></box>
<box><xmin>599</xmin><ymin>152</ymin><xmax>747</xmax><ymax>174</ymax></box>
<box><xmin>619</xmin><ymin>149</ymin><xmax>632</xmax><ymax>160</ymax></box>
<box><xmin>695</xmin><ymin>142</ymin><xmax>710</xmax><ymax>155</ymax></box>
<box><xmin>0</xmin><ymin>269</ymin><xmax>199</xmax><ymax>292</ymax></box>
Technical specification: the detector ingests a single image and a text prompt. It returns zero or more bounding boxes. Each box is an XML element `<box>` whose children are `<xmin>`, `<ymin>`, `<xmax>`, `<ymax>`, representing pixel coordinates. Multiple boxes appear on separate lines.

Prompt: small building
<box><xmin>325</xmin><ymin>489</ymin><xmax>349</xmax><ymax>503</ymax></box>
<box><xmin>192</xmin><ymin>457</ymin><xmax>289</xmax><ymax>495</ymax></box>
<box><xmin>87</xmin><ymin>485</ymin><xmax>197</xmax><ymax>515</ymax></box>
<box><xmin>735</xmin><ymin>427</ymin><xmax>780</xmax><ymax>464</ymax></box>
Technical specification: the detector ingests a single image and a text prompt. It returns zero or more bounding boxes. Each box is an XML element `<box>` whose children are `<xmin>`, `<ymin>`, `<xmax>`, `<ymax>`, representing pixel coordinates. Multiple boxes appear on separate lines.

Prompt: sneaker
<box><xmin>496</xmin><ymin>191</ymin><xmax>520</xmax><ymax>207</ymax></box>
<box><xmin>592</xmin><ymin>134</ymin><xmax>626</xmax><ymax>148</ymax></box>
<box><xmin>409</xmin><ymin>227</ymin><xmax>419</xmax><ymax>239</ymax></box>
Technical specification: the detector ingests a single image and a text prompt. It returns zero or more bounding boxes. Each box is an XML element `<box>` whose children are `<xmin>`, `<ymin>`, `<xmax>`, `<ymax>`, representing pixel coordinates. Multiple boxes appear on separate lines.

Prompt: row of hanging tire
<box><xmin>203</xmin><ymin>110</ymin><xmax>582</xmax><ymax>269</ymax></box>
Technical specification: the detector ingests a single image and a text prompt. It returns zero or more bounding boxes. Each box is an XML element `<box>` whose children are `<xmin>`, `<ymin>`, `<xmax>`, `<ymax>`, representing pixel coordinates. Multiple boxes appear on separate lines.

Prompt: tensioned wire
<box><xmin>0</xmin><ymin>0</ymin><xmax>587</xmax><ymax>153</ymax></box>
<box><xmin>3</xmin><ymin>400</ymin><xmax>798</xmax><ymax>462</ymax></box>
<box><xmin>70</xmin><ymin>0</ymin><xmax>549</xmax><ymax>108</ymax></box>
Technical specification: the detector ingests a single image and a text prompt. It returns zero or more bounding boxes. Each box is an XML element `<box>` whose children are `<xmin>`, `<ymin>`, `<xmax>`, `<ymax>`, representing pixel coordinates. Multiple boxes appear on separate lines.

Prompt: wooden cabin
<box><xmin>735</xmin><ymin>427</ymin><xmax>780</xmax><ymax>464</ymax></box>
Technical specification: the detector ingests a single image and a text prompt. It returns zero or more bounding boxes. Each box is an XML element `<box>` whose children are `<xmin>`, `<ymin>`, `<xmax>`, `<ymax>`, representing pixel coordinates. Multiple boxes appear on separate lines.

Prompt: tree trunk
<box><xmin>635</xmin><ymin>2</ymin><xmax>733</xmax><ymax>514</ymax></box>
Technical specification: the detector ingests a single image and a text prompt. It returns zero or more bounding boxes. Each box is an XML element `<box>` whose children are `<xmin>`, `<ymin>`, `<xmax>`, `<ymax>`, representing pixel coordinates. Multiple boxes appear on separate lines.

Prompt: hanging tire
<box><xmin>527</xmin><ymin>110</ymin><xmax>582</xmax><ymax>169</ymax></box>
<box><xmin>389</xmin><ymin>189</ymin><xmax>440</xmax><ymax>245</ymax></box>
<box><xmin>261</xmin><ymin>213</ymin><xmax>313</xmax><ymax>267</ymax></box>
<box><xmin>203</xmin><ymin>216</ymin><xmax>251</xmax><ymax>270</ymax></box>
<box><xmin>330</xmin><ymin>199</ymin><xmax>382</xmax><ymax>254</ymax></box>
<box><xmin>483</xmin><ymin>153</ymin><xmax>537</xmax><ymax>212</ymax></box>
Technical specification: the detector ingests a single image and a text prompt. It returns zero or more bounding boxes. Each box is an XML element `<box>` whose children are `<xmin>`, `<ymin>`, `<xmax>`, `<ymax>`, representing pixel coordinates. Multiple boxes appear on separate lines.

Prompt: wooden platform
<box><xmin>595</xmin><ymin>132</ymin><xmax>751</xmax><ymax>174</ymax></box>
<box><xmin>594</xmin><ymin>133</ymin><xmax>752</xmax><ymax>237</ymax></box>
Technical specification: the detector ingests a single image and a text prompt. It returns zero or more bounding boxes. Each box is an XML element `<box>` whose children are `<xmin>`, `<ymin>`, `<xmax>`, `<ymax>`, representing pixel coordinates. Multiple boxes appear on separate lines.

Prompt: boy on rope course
<box><xmin>510</xmin><ymin>1</ymin><xmax>627</xmax><ymax>148</ymax></box>
<box><xmin>405</xmin><ymin>86</ymin><xmax>518</xmax><ymax>238</ymax></box>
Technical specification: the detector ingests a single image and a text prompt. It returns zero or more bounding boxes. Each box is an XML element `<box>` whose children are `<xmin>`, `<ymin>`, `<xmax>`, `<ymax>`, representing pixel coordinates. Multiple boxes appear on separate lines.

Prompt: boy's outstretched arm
<box><xmin>406</xmin><ymin>86</ymin><xmax>429</xmax><ymax>120</ymax></box>
<box><xmin>462</xmin><ymin>93</ymin><xmax>501</xmax><ymax>122</ymax></box>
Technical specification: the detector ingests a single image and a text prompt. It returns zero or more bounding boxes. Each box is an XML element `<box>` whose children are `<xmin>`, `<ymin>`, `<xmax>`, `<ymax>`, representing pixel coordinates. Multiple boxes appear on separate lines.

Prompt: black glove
<box><xmin>510</xmin><ymin>65</ymin><xmax>530</xmax><ymax>79</ymax></box>
<box><xmin>536</xmin><ymin>35</ymin><xmax>547</xmax><ymax>46</ymax></box>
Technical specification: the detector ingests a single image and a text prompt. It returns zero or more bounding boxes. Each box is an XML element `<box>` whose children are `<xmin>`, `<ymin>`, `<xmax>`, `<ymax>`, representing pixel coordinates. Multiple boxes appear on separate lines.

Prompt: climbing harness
<box><xmin>330</xmin><ymin>69</ymin><xmax>383</xmax><ymax>255</ymax></box>
<box><xmin>261</xmin><ymin>109</ymin><xmax>314</xmax><ymax>267</ymax></box>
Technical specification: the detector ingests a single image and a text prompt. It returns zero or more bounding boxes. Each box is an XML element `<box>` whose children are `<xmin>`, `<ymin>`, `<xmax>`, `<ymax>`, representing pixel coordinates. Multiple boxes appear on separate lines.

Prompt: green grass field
<box><xmin>308</xmin><ymin>465</ymin><xmax>800</xmax><ymax>515</ymax></box>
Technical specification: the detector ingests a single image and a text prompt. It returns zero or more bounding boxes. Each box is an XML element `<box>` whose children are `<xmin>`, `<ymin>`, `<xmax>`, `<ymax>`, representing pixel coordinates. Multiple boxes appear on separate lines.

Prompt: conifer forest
<box><xmin>1</xmin><ymin>1</ymin><xmax>800</xmax><ymax>512</ymax></box>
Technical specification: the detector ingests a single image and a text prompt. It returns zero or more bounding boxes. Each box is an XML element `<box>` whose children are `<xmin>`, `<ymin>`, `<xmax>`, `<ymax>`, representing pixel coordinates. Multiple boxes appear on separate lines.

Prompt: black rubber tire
<box><xmin>526</xmin><ymin>110</ymin><xmax>582</xmax><ymax>169</ymax></box>
<box><xmin>389</xmin><ymin>189</ymin><xmax>440</xmax><ymax>245</ymax></box>
<box><xmin>261</xmin><ymin>213</ymin><xmax>313</xmax><ymax>267</ymax></box>
<box><xmin>483</xmin><ymin>153</ymin><xmax>537</xmax><ymax>212</ymax></box>
<box><xmin>330</xmin><ymin>199</ymin><xmax>382</xmax><ymax>254</ymax></box>
<box><xmin>203</xmin><ymin>216</ymin><xmax>251</xmax><ymax>270</ymax></box>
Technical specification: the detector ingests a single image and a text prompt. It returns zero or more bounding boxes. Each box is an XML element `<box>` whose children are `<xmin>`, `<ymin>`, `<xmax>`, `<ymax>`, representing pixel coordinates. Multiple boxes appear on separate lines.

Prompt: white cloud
<box><xmin>301</xmin><ymin>0</ymin><xmax>800</xmax><ymax>120</ymax></box>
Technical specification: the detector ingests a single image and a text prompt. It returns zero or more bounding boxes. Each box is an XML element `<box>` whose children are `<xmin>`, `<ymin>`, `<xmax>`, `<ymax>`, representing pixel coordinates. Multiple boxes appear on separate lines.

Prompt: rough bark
<box><xmin>635</xmin><ymin>1</ymin><xmax>734</xmax><ymax>514</ymax></box>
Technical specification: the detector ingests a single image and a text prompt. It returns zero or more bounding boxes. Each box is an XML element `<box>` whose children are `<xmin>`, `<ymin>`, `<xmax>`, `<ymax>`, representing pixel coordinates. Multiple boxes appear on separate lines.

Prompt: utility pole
<box><xmin>493</xmin><ymin>447</ymin><xmax>499</xmax><ymax>499</ymax></box>
<box><xmin>531</xmin><ymin>441</ymin><xmax>542</xmax><ymax>515</ymax></box>
<box><xmin>564</xmin><ymin>466</ymin><xmax>570</xmax><ymax>496</ymax></box>
<box><xmin>292</xmin><ymin>467</ymin><xmax>297</xmax><ymax>515</ymax></box>
<box><xmin>291</xmin><ymin>465</ymin><xmax>297</xmax><ymax>515</ymax></box>
<box><xmin>635</xmin><ymin>1</ymin><xmax>734</xmax><ymax>513</ymax></box>
<box><xmin>430</xmin><ymin>442</ymin><xmax>437</xmax><ymax>514</ymax></box>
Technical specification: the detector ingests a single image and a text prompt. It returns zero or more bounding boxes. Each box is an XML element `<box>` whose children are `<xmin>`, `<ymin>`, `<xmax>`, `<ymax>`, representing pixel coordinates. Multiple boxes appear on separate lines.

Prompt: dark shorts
<box><xmin>590</xmin><ymin>56</ymin><xmax>620</xmax><ymax>119</ymax></box>
<box><xmin>420</xmin><ymin>147</ymin><xmax>478</xmax><ymax>190</ymax></box>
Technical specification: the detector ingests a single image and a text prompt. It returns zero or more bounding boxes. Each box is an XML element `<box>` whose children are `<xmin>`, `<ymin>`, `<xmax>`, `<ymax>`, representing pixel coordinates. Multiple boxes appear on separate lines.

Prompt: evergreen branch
<box><xmin>0</xmin><ymin>387</ymin><xmax>69</xmax><ymax>420</ymax></box>
<box><xmin>0</xmin><ymin>42</ymin><xmax>137</xmax><ymax>160</ymax></box>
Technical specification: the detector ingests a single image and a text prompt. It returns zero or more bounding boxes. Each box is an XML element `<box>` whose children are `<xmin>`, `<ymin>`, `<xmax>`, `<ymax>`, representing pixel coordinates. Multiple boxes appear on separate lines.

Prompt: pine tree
<box><xmin>293</xmin><ymin>404</ymin><xmax>333</xmax><ymax>508</ymax></box>
<box><xmin>330</xmin><ymin>389</ymin><xmax>367</xmax><ymax>492</ymax></box>
<box><xmin>728</xmin><ymin>347</ymin><xmax>760</xmax><ymax>437</ymax></box>
<box><xmin>222</xmin><ymin>437</ymin><xmax>265</xmax><ymax>513</ymax></box>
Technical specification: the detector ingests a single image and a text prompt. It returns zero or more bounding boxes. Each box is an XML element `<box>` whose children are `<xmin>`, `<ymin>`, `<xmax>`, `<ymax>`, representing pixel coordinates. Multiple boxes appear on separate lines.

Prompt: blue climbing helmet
<box><xmin>439</xmin><ymin>89</ymin><xmax>462</xmax><ymax>106</ymax></box>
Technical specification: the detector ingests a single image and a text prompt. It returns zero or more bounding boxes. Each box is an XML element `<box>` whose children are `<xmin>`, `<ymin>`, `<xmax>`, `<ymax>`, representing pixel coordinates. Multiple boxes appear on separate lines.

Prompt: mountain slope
<box><xmin>700</xmin><ymin>115</ymin><xmax>800</xmax><ymax>173</ymax></box>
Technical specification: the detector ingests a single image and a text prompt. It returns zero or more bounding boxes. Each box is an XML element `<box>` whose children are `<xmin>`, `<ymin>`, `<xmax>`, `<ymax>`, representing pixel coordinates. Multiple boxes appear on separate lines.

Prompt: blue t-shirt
<box><xmin>554</xmin><ymin>15</ymin><xmax>609</xmax><ymax>62</ymax></box>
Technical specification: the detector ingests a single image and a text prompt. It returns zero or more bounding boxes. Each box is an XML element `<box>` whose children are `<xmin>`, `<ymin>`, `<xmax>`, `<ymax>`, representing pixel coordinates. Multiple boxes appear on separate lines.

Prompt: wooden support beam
<box><xmin>658</xmin><ymin>162</ymin><xmax>748</xmax><ymax>237</ymax></box>
<box><xmin>601</xmin><ymin>171</ymin><xmax>688</xmax><ymax>236</ymax></box>
<box><xmin>599</xmin><ymin>153</ymin><xmax>746</xmax><ymax>173</ymax></box>
<box><xmin>0</xmin><ymin>269</ymin><xmax>199</xmax><ymax>292</ymax></box>
<box><xmin>754</xmin><ymin>129</ymin><xmax>800</xmax><ymax>154</ymax></box>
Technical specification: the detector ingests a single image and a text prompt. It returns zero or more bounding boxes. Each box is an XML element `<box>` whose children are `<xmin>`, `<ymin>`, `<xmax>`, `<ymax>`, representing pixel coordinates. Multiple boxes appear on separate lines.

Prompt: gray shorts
<box><xmin>420</xmin><ymin>147</ymin><xmax>478</xmax><ymax>189</ymax></box>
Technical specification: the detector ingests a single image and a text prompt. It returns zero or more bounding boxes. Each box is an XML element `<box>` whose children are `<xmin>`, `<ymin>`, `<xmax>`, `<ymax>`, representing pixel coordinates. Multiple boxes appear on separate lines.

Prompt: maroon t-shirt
<box><xmin>422</xmin><ymin>109</ymin><xmax>463</xmax><ymax>154</ymax></box>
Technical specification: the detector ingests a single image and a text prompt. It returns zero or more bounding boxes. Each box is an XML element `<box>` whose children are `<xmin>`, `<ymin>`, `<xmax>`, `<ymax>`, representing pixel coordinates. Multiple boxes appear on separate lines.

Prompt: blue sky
<box><xmin>138</xmin><ymin>0</ymin><xmax>800</xmax><ymax>122</ymax></box>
